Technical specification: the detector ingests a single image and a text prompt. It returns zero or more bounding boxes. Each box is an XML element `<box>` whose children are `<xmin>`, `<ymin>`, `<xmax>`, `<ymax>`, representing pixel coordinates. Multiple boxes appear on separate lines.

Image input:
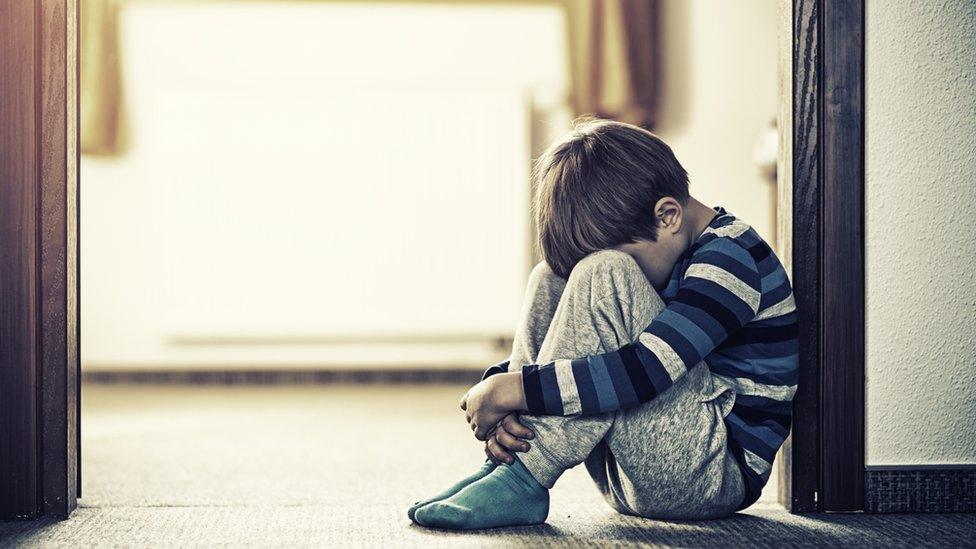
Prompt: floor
<box><xmin>1</xmin><ymin>383</ymin><xmax>973</xmax><ymax>547</ymax></box>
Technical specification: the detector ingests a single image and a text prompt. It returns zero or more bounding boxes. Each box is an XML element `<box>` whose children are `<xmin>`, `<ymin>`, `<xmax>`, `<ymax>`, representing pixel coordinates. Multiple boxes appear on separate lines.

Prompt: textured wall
<box><xmin>865</xmin><ymin>0</ymin><xmax>976</xmax><ymax>465</ymax></box>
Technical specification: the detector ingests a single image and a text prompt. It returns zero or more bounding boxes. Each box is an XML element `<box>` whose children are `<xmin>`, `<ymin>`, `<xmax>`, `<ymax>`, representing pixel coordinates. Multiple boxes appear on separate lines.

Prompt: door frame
<box><xmin>785</xmin><ymin>0</ymin><xmax>866</xmax><ymax>513</ymax></box>
<box><xmin>0</xmin><ymin>0</ymin><xmax>865</xmax><ymax>519</ymax></box>
<box><xmin>0</xmin><ymin>0</ymin><xmax>80</xmax><ymax>519</ymax></box>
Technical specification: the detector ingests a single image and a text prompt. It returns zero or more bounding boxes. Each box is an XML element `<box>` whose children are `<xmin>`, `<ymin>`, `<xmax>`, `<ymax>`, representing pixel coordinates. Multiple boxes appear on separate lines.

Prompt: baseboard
<box><xmin>865</xmin><ymin>465</ymin><xmax>976</xmax><ymax>513</ymax></box>
<box><xmin>81</xmin><ymin>368</ymin><xmax>484</xmax><ymax>385</ymax></box>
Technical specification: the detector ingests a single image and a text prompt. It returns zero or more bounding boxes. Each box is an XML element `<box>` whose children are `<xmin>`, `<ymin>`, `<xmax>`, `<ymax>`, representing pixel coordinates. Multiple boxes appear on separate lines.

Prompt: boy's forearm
<box><xmin>490</xmin><ymin>371</ymin><xmax>528</xmax><ymax>413</ymax></box>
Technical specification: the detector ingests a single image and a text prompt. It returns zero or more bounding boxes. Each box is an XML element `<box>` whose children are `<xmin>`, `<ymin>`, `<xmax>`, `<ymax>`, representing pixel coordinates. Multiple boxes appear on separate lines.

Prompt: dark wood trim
<box><xmin>0</xmin><ymin>0</ymin><xmax>80</xmax><ymax>520</ymax></box>
<box><xmin>790</xmin><ymin>0</ymin><xmax>821</xmax><ymax>514</ymax></box>
<box><xmin>790</xmin><ymin>0</ymin><xmax>865</xmax><ymax>513</ymax></box>
<box><xmin>0</xmin><ymin>0</ymin><xmax>42</xmax><ymax>520</ymax></box>
<box><xmin>75</xmin><ymin>0</ymin><xmax>82</xmax><ymax>500</ymax></box>
<box><xmin>819</xmin><ymin>0</ymin><xmax>865</xmax><ymax>513</ymax></box>
<box><xmin>39</xmin><ymin>0</ymin><xmax>81</xmax><ymax>517</ymax></box>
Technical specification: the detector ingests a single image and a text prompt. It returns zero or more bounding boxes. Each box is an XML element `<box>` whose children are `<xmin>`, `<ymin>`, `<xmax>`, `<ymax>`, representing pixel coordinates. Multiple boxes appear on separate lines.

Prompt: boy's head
<box><xmin>534</xmin><ymin>118</ymin><xmax>691</xmax><ymax>284</ymax></box>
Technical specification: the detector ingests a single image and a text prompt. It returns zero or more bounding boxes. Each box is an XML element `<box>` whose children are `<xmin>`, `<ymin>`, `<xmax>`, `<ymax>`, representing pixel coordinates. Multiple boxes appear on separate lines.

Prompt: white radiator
<box><xmin>81</xmin><ymin>2</ymin><xmax>569</xmax><ymax>368</ymax></box>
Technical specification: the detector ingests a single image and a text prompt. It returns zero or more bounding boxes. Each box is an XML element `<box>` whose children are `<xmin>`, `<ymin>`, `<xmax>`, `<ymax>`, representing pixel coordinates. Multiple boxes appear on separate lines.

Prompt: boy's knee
<box><xmin>565</xmin><ymin>250</ymin><xmax>656</xmax><ymax>315</ymax></box>
<box><xmin>568</xmin><ymin>249</ymin><xmax>643</xmax><ymax>287</ymax></box>
<box><xmin>528</xmin><ymin>261</ymin><xmax>568</xmax><ymax>296</ymax></box>
<box><xmin>529</xmin><ymin>260</ymin><xmax>559</xmax><ymax>282</ymax></box>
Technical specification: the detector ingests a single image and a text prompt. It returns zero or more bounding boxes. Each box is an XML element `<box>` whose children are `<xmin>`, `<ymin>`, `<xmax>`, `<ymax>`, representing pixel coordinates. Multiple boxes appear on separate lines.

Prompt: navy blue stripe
<box><xmin>724</xmin><ymin>323</ymin><xmax>799</xmax><ymax>346</ymax></box>
<box><xmin>710</xmin><ymin>214</ymin><xmax>735</xmax><ymax>229</ymax></box>
<box><xmin>734</xmin><ymin>394</ymin><xmax>795</xmax><ymax>416</ymax></box>
<box><xmin>619</xmin><ymin>344</ymin><xmax>658</xmax><ymax>403</ymax></box>
<box><xmin>538</xmin><ymin>365</ymin><xmax>564</xmax><ymax>415</ymax></box>
<box><xmin>735</xmin><ymin>230</ymin><xmax>761</xmax><ymax>249</ymax></box>
<box><xmin>669</xmin><ymin>301</ymin><xmax>726</xmax><ymax>344</ymax></box>
<box><xmin>648</xmin><ymin>321</ymin><xmax>700</xmax><ymax>370</ymax></box>
<box><xmin>481</xmin><ymin>359</ymin><xmax>510</xmax><ymax>380</ymax></box>
<box><xmin>674</xmin><ymin>287</ymin><xmax>743</xmax><ymax>335</ymax></box>
<box><xmin>690</xmin><ymin>233</ymin><xmax>717</xmax><ymax>253</ymax></box>
<box><xmin>760</xmin><ymin>280</ymin><xmax>793</xmax><ymax>309</ymax></box>
<box><xmin>521</xmin><ymin>365</ymin><xmax>547</xmax><ymax>415</ymax></box>
<box><xmin>694</xmin><ymin>250</ymin><xmax>757</xmax><ymax>284</ymax></box>
<box><xmin>572</xmin><ymin>360</ymin><xmax>601</xmax><ymax>415</ymax></box>
<box><xmin>604</xmin><ymin>352</ymin><xmax>639</xmax><ymax>408</ymax></box>
<box><xmin>635</xmin><ymin>343</ymin><xmax>674</xmax><ymax>393</ymax></box>
<box><xmin>723</xmin><ymin>338</ymin><xmax>800</xmax><ymax>359</ymax></box>
<box><xmin>691</xmin><ymin>281</ymin><xmax>758</xmax><ymax>324</ymax></box>
<box><xmin>756</xmin><ymin>252</ymin><xmax>780</xmax><ymax>274</ymax></box>
<box><xmin>725</xmin><ymin>415</ymin><xmax>778</xmax><ymax>462</ymax></box>
<box><xmin>706</xmin><ymin>351</ymin><xmax>800</xmax><ymax>377</ymax></box>
<box><xmin>732</xmin><ymin>402</ymin><xmax>792</xmax><ymax>433</ymax></box>
<box><xmin>746</xmin><ymin>241</ymin><xmax>771</xmax><ymax>263</ymax></box>
<box><xmin>709</xmin><ymin>360</ymin><xmax>799</xmax><ymax>386</ymax></box>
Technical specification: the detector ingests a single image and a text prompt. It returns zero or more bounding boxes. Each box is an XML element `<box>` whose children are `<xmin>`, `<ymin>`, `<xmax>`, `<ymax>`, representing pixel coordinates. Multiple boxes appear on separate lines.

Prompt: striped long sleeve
<box><xmin>519</xmin><ymin>237</ymin><xmax>762</xmax><ymax>417</ymax></box>
<box><xmin>481</xmin><ymin>359</ymin><xmax>510</xmax><ymax>380</ymax></box>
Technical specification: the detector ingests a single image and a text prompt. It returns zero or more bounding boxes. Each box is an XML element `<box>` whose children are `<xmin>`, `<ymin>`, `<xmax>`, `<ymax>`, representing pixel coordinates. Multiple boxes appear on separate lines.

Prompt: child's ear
<box><xmin>654</xmin><ymin>197</ymin><xmax>682</xmax><ymax>234</ymax></box>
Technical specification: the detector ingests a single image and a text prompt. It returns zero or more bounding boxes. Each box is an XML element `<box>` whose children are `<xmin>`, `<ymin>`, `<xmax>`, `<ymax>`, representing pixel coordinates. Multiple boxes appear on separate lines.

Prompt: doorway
<box><xmin>0</xmin><ymin>0</ymin><xmax>865</xmax><ymax>521</ymax></box>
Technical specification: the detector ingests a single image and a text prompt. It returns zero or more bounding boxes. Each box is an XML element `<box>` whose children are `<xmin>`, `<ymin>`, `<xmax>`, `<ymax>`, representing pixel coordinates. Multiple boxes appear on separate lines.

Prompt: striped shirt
<box><xmin>484</xmin><ymin>208</ymin><xmax>798</xmax><ymax>508</ymax></box>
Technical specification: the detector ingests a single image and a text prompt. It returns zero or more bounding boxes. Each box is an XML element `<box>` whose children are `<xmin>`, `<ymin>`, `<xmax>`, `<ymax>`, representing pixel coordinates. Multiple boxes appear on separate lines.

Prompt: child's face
<box><xmin>614</xmin><ymin>198</ymin><xmax>689</xmax><ymax>290</ymax></box>
<box><xmin>615</xmin><ymin>238</ymin><xmax>684</xmax><ymax>291</ymax></box>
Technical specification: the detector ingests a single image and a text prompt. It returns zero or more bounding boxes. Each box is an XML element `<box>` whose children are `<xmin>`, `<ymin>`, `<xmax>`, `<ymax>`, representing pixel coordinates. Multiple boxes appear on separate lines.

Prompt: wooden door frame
<box><xmin>786</xmin><ymin>0</ymin><xmax>865</xmax><ymax>513</ymax></box>
<box><xmin>0</xmin><ymin>0</ymin><xmax>80</xmax><ymax>520</ymax></box>
<box><xmin>0</xmin><ymin>0</ymin><xmax>865</xmax><ymax>519</ymax></box>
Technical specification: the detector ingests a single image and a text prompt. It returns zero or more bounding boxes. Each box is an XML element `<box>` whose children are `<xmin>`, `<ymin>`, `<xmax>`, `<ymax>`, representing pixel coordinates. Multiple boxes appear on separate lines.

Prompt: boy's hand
<box><xmin>484</xmin><ymin>413</ymin><xmax>535</xmax><ymax>464</ymax></box>
<box><xmin>460</xmin><ymin>372</ymin><xmax>527</xmax><ymax>441</ymax></box>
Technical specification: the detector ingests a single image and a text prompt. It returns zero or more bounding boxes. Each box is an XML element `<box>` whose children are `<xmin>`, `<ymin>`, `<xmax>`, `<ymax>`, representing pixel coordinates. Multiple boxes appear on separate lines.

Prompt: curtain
<box><xmin>80</xmin><ymin>0</ymin><xmax>123</xmax><ymax>155</ymax></box>
<box><xmin>565</xmin><ymin>0</ymin><xmax>659</xmax><ymax>128</ymax></box>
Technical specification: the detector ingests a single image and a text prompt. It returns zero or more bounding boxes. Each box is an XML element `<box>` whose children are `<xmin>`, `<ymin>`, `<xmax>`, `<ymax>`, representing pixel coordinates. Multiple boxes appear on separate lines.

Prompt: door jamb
<box><xmin>0</xmin><ymin>0</ymin><xmax>80</xmax><ymax>520</ymax></box>
<box><xmin>0</xmin><ymin>0</ymin><xmax>866</xmax><ymax>519</ymax></box>
<box><xmin>787</xmin><ymin>0</ymin><xmax>865</xmax><ymax>513</ymax></box>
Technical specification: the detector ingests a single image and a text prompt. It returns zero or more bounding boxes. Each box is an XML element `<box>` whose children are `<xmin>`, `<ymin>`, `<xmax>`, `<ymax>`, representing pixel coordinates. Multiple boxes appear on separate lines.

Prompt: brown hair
<box><xmin>534</xmin><ymin>118</ymin><xmax>690</xmax><ymax>278</ymax></box>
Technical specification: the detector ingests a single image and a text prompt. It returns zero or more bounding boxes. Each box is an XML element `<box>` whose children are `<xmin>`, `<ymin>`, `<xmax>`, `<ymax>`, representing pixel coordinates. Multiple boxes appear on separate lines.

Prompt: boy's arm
<box><xmin>520</xmin><ymin>238</ymin><xmax>763</xmax><ymax>416</ymax></box>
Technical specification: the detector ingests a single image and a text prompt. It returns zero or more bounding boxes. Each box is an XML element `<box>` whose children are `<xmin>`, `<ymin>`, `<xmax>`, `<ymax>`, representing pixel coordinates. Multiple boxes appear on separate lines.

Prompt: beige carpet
<box><xmin>1</xmin><ymin>383</ymin><xmax>973</xmax><ymax>547</ymax></box>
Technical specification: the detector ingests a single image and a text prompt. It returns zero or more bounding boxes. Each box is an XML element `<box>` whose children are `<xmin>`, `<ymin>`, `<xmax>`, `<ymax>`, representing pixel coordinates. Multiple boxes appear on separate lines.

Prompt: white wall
<box><xmin>655</xmin><ymin>0</ymin><xmax>780</xmax><ymax>245</ymax></box>
<box><xmin>865</xmin><ymin>0</ymin><xmax>976</xmax><ymax>465</ymax></box>
<box><xmin>81</xmin><ymin>2</ymin><xmax>569</xmax><ymax>369</ymax></box>
<box><xmin>81</xmin><ymin>0</ymin><xmax>780</xmax><ymax>370</ymax></box>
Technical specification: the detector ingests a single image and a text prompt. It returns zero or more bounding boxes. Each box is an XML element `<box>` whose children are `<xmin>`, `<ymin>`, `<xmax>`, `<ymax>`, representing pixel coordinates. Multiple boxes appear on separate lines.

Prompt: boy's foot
<box><xmin>413</xmin><ymin>457</ymin><xmax>549</xmax><ymax>530</ymax></box>
<box><xmin>407</xmin><ymin>459</ymin><xmax>497</xmax><ymax>522</ymax></box>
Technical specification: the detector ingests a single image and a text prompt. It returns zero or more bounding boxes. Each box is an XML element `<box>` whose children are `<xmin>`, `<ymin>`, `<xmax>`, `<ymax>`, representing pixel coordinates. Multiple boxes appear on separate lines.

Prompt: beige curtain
<box><xmin>565</xmin><ymin>0</ymin><xmax>659</xmax><ymax>128</ymax></box>
<box><xmin>80</xmin><ymin>0</ymin><xmax>123</xmax><ymax>155</ymax></box>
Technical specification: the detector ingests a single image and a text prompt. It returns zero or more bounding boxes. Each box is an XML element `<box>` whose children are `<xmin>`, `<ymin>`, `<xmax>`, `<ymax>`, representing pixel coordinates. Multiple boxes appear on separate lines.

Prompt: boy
<box><xmin>408</xmin><ymin>119</ymin><xmax>798</xmax><ymax>529</ymax></box>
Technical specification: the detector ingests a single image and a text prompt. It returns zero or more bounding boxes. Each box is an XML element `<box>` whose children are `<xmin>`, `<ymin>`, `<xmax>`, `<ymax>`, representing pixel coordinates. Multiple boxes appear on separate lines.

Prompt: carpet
<box><xmin>1</xmin><ymin>384</ymin><xmax>973</xmax><ymax>547</ymax></box>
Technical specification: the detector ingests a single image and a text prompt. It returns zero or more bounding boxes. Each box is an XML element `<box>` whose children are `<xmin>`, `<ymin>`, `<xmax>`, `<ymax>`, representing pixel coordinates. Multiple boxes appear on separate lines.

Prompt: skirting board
<box><xmin>82</xmin><ymin>369</ymin><xmax>484</xmax><ymax>385</ymax></box>
<box><xmin>866</xmin><ymin>465</ymin><xmax>976</xmax><ymax>513</ymax></box>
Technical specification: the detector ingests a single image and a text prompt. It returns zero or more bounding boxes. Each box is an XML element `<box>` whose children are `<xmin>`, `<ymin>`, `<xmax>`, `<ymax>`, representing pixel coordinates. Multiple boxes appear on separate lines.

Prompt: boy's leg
<box><xmin>583</xmin><ymin>363</ymin><xmax>745</xmax><ymax>519</ymax></box>
<box><xmin>514</xmin><ymin>250</ymin><xmax>745</xmax><ymax>519</ymax></box>
<box><xmin>507</xmin><ymin>259</ymin><xmax>568</xmax><ymax>368</ymax></box>
<box><xmin>511</xmin><ymin>249</ymin><xmax>660</xmax><ymax>488</ymax></box>
<box><xmin>417</xmin><ymin>250</ymin><xmax>744</xmax><ymax>528</ymax></box>
<box><xmin>406</xmin><ymin>260</ymin><xmax>566</xmax><ymax>523</ymax></box>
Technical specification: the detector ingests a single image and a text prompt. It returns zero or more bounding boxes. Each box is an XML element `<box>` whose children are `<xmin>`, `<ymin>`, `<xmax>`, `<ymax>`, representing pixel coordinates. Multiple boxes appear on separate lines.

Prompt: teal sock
<box><xmin>407</xmin><ymin>459</ymin><xmax>497</xmax><ymax>523</ymax></box>
<box><xmin>414</xmin><ymin>457</ymin><xmax>549</xmax><ymax>530</ymax></box>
